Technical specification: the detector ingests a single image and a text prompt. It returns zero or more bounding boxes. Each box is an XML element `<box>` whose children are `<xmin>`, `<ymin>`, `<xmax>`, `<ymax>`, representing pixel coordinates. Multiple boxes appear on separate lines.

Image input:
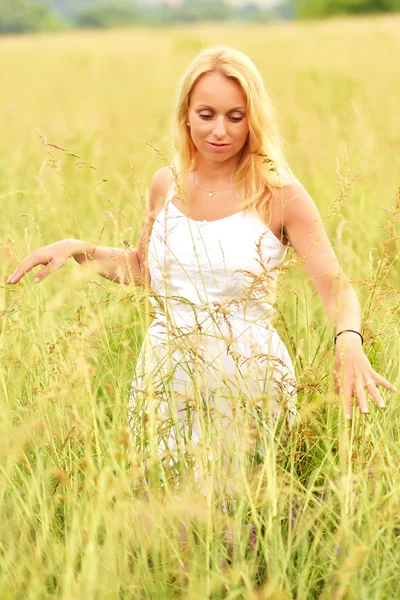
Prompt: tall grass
<box><xmin>0</xmin><ymin>16</ymin><xmax>399</xmax><ymax>599</ymax></box>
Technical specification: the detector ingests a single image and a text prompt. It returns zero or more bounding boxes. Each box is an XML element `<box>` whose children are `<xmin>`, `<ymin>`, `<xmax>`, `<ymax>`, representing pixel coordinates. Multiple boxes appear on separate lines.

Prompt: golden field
<box><xmin>0</xmin><ymin>15</ymin><xmax>399</xmax><ymax>599</ymax></box>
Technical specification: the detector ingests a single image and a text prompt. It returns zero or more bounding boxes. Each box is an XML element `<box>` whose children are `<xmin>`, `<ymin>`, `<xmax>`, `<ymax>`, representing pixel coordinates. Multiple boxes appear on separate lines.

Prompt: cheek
<box><xmin>190</xmin><ymin>125</ymin><xmax>211</xmax><ymax>145</ymax></box>
<box><xmin>189</xmin><ymin>128</ymin><xmax>205</xmax><ymax>151</ymax></box>
<box><xmin>233</xmin><ymin>125</ymin><xmax>249</xmax><ymax>146</ymax></box>
<box><xmin>193</xmin><ymin>121</ymin><xmax>210</xmax><ymax>134</ymax></box>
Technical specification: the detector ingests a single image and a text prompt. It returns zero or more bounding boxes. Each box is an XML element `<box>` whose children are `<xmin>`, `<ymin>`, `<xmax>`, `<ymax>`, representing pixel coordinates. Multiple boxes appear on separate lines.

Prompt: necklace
<box><xmin>192</xmin><ymin>172</ymin><xmax>234</xmax><ymax>197</ymax></box>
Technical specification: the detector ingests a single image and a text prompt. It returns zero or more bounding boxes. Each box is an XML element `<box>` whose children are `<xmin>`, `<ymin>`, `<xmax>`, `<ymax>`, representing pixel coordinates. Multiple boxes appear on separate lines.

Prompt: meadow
<box><xmin>0</xmin><ymin>14</ymin><xmax>399</xmax><ymax>599</ymax></box>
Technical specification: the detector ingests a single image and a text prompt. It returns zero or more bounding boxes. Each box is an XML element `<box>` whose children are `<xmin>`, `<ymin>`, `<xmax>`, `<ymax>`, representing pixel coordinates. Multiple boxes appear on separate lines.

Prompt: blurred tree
<box><xmin>0</xmin><ymin>0</ymin><xmax>65</xmax><ymax>33</ymax></box>
<box><xmin>76</xmin><ymin>0</ymin><xmax>137</xmax><ymax>28</ymax></box>
<box><xmin>232</xmin><ymin>3</ymin><xmax>272</xmax><ymax>22</ymax></box>
<box><xmin>295</xmin><ymin>0</ymin><xmax>400</xmax><ymax>18</ymax></box>
<box><xmin>177</xmin><ymin>0</ymin><xmax>231</xmax><ymax>22</ymax></box>
<box><xmin>36</xmin><ymin>0</ymin><xmax>98</xmax><ymax>23</ymax></box>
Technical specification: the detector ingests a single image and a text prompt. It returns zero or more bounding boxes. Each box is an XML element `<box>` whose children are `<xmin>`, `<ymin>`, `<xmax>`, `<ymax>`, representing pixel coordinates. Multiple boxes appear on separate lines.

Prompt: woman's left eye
<box><xmin>199</xmin><ymin>114</ymin><xmax>243</xmax><ymax>122</ymax></box>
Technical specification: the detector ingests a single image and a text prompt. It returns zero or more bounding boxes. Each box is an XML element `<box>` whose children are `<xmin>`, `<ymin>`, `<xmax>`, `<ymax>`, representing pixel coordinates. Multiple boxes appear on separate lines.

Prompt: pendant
<box><xmin>208</xmin><ymin>191</ymin><xmax>213</xmax><ymax>197</ymax></box>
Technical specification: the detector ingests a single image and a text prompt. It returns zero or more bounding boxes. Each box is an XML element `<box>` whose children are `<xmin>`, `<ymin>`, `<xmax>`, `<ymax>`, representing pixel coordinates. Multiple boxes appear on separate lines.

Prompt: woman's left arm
<box><xmin>280</xmin><ymin>180</ymin><xmax>396</xmax><ymax>420</ymax></box>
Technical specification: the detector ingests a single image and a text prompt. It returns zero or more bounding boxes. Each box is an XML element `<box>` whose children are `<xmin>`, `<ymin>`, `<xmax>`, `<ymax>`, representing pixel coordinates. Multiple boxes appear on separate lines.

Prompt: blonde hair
<box><xmin>172</xmin><ymin>45</ymin><xmax>295</xmax><ymax>214</ymax></box>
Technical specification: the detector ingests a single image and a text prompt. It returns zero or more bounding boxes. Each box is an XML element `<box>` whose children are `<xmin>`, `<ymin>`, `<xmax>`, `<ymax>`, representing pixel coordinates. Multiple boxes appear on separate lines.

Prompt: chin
<box><xmin>208</xmin><ymin>153</ymin><xmax>235</xmax><ymax>162</ymax></box>
<box><xmin>202</xmin><ymin>147</ymin><xmax>239</xmax><ymax>162</ymax></box>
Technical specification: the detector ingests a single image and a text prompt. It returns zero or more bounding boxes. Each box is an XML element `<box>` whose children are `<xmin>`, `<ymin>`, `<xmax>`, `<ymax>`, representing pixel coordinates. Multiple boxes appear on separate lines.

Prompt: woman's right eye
<box><xmin>199</xmin><ymin>114</ymin><xmax>213</xmax><ymax>120</ymax></box>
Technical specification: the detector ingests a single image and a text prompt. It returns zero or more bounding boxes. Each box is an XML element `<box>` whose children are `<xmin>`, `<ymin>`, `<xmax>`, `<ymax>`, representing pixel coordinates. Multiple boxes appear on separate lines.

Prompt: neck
<box><xmin>192</xmin><ymin>154</ymin><xmax>238</xmax><ymax>187</ymax></box>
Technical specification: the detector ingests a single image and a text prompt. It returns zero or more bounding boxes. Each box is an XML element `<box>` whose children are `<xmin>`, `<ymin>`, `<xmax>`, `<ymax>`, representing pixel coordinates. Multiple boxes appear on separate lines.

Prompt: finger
<box><xmin>365</xmin><ymin>383</ymin><xmax>386</xmax><ymax>410</ymax></box>
<box><xmin>333</xmin><ymin>370</ymin><xmax>341</xmax><ymax>395</ymax></box>
<box><xmin>344</xmin><ymin>384</ymin><xmax>353</xmax><ymax>420</ymax></box>
<box><xmin>371</xmin><ymin>372</ymin><xmax>397</xmax><ymax>393</ymax></box>
<box><xmin>7</xmin><ymin>252</ymin><xmax>50</xmax><ymax>284</ymax></box>
<box><xmin>33</xmin><ymin>259</ymin><xmax>63</xmax><ymax>283</ymax></box>
<box><xmin>354</xmin><ymin>386</ymin><xmax>368</xmax><ymax>415</ymax></box>
<box><xmin>7</xmin><ymin>261</ymin><xmax>35</xmax><ymax>284</ymax></box>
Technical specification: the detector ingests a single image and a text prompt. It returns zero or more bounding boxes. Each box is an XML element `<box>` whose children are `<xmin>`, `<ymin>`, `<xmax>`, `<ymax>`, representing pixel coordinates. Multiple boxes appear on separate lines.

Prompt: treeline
<box><xmin>0</xmin><ymin>0</ymin><xmax>64</xmax><ymax>33</ymax></box>
<box><xmin>1</xmin><ymin>0</ymin><xmax>400</xmax><ymax>35</ymax></box>
<box><xmin>0</xmin><ymin>0</ymin><xmax>288</xmax><ymax>34</ymax></box>
<box><xmin>294</xmin><ymin>0</ymin><xmax>400</xmax><ymax>18</ymax></box>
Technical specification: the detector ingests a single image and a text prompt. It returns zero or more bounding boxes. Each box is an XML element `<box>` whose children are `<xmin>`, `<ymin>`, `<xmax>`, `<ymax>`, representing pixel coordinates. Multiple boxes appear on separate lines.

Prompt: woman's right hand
<box><xmin>6</xmin><ymin>239</ymin><xmax>80</xmax><ymax>285</ymax></box>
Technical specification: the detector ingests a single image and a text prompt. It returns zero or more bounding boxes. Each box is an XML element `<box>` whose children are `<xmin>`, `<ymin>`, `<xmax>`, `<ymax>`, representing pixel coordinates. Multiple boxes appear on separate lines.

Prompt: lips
<box><xmin>207</xmin><ymin>141</ymin><xmax>230</xmax><ymax>149</ymax></box>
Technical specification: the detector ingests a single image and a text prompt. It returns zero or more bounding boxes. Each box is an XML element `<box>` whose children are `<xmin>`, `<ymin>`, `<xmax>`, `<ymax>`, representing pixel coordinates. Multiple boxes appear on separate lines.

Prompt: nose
<box><xmin>213</xmin><ymin>116</ymin><xmax>226</xmax><ymax>138</ymax></box>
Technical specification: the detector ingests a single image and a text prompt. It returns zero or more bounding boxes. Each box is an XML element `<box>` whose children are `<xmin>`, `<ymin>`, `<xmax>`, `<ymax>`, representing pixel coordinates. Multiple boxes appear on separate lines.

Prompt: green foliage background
<box><xmin>0</xmin><ymin>0</ymin><xmax>65</xmax><ymax>33</ymax></box>
<box><xmin>295</xmin><ymin>0</ymin><xmax>400</xmax><ymax>17</ymax></box>
<box><xmin>0</xmin><ymin>0</ymin><xmax>275</xmax><ymax>33</ymax></box>
<box><xmin>2</xmin><ymin>0</ymin><xmax>400</xmax><ymax>34</ymax></box>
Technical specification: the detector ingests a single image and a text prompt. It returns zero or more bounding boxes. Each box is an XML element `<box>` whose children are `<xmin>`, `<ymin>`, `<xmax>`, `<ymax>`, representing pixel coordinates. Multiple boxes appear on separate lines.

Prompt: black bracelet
<box><xmin>334</xmin><ymin>329</ymin><xmax>364</xmax><ymax>345</ymax></box>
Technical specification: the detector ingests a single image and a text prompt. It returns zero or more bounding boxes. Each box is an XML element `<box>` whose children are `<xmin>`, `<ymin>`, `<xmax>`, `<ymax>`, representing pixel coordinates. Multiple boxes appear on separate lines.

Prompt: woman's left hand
<box><xmin>333</xmin><ymin>334</ymin><xmax>397</xmax><ymax>420</ymax></box>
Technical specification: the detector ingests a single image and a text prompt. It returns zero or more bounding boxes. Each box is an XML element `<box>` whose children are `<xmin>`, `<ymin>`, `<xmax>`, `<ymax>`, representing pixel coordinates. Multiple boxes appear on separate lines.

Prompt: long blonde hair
<box><xmin>172</xmin><ymin>45</ymin><xmax>295</xmax><ymax>214</ymax></box>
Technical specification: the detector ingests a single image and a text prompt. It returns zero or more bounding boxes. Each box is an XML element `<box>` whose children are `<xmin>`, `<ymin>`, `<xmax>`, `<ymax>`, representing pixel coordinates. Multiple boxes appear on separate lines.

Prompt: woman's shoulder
<box><xmin>149</xmin><ymin>166</ymin><xmax>174</xmax><ymax>215</ymax></box>
<box><xmin>268</xmin><ymin>176</ymin><xmax>324</xmax><ymax>239</ymax></box>
<box><xmin>269</xmin><ymin>175</ymin><xmax>305</xmax><ymax>209</ymax></box>
<box><xmin>264</xmin><ymin>176</ymin><xmax>310</xmax><ymax>237</ymax></box>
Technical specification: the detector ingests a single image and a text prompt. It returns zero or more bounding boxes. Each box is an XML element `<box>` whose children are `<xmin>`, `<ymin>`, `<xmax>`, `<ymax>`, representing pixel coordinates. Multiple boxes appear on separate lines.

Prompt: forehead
<box><xmin>189</xmin><ymin>71</ymin><xmax>246</xmax><ymax>109</ymax></box>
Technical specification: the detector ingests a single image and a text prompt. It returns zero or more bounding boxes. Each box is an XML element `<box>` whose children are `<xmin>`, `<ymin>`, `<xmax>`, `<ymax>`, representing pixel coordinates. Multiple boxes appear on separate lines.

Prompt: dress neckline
<box><xmin>169</xmin><ymin>201</ymin><xmax>244</xmax><ymax>224</ymax></box>
<box><xmin>165</xmin><ymin>182</ymin><xmax>289</xmax><ymax>249</ymax></box>
<box><xmin>167</xmin><ymin>201</ymin><xmax>288</xmax><ymax>249</ymax></box>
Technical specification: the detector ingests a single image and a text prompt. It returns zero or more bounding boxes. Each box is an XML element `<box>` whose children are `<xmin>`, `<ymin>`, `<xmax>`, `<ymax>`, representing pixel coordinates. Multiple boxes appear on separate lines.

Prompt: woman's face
<box><xmin>187</xmin><ymin>71</ymin><xmax>249</xmax><ymax>164</ymax></box>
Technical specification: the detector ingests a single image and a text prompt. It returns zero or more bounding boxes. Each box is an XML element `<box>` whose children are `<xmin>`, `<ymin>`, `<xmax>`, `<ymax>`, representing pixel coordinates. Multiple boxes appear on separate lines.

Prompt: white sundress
<box><xmin>128</xmin><ymin>183</ymin><xmax>298</xmax><ymax>493</ymax></box>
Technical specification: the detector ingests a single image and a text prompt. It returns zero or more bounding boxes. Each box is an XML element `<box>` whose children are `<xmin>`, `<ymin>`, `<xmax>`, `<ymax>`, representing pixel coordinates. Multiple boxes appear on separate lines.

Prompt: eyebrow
<box><xmin>195</xmin><ymin>104</ymin><xmax>246</xmax><ymax>112</ymax></box>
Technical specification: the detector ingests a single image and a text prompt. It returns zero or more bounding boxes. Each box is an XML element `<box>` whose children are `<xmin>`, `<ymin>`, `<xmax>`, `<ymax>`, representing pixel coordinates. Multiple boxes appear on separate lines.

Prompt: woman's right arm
<box><xmin>72</xmin><ymin>240</ymin><xmax>143</xmax><ymax>285</ymax></box>
<box><xmin>6</xmin><ymin>239</ymin><xmax>143</xmax><ymax>286</ymax></box>
<box><xmin>6</xmin><ymin>166</ymin><xmax>172</xmax><ymax>287</ymax></box>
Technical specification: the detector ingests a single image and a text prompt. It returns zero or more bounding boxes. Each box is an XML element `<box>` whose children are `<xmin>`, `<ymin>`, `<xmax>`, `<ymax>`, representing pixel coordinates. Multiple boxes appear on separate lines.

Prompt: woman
<box><xmin>7</xmin><ymin>47</ymin><xmax>395</xmax><ymax>494</ymax></box>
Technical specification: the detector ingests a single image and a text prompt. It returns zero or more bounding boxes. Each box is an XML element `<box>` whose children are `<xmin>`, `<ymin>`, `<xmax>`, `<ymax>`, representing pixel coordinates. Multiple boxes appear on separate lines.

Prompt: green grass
<box><xmin>0</xmin><ymin>16</ymin><xmax>399</xmax><ymax>599</ymax></box>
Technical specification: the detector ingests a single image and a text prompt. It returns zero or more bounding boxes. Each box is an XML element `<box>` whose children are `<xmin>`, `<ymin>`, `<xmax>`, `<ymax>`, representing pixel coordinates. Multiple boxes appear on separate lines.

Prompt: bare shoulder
<box><xmin>149</xmin><ymin>165</ymin><xmax>174</xmax><ymax>217</ymax></box>
<box><xmin>269</xmin><ymin>177</ymin><xmax>309</xmax><ymax>210</ymax></box>
<box><xmin>272</xmin><ymin>178</ymin><xmax>335</xmax><ymax>261</ymax></box>
<box><xmin>269</xmin><ymin>178</ymin><xmax>320</xmax><ymax>226</ymax></box>
<box><xmin>136</xmin><ymin>166</ymin><xmax>173</xmax><ymax>278</ymax></box>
